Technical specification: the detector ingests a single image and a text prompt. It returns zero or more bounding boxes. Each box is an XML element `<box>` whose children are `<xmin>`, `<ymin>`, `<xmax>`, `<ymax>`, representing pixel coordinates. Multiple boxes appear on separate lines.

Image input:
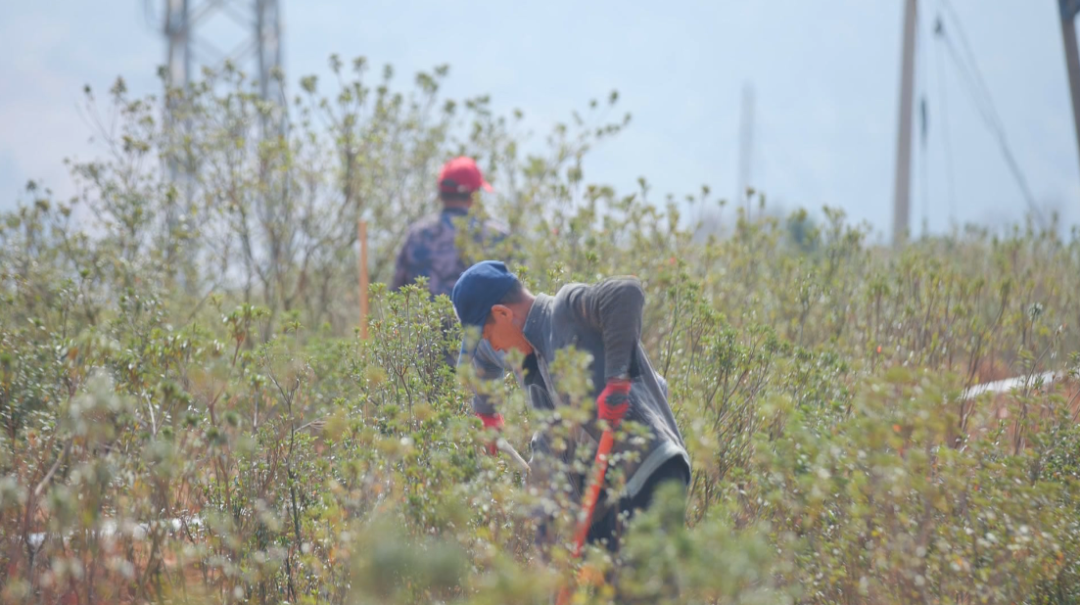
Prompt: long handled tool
<box><xmin>496</xmin><ymin>437</ymin><xmax>531</xmax><ymax>473</ymax></box>
<box><xmin>556</xmin><ymin>425</ymin><xmax>618</xmax><ymax>605</ymax></box>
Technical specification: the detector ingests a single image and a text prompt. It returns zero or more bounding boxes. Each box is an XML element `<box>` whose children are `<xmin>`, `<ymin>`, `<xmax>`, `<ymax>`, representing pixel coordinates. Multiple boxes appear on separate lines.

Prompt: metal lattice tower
<box><xmin>160</xmin><ymin>0</ymin><xmax>286</xmax><ymax>202</ymax></box>
<box><xmin>163</xmin><ymin>0</ymin><xmax>285</xmax><ymax>131</ymax></box>
<box><xmin>158</xmin><ymin>0</ymin><xmax>285</xmax><ymax>289</ymax></box>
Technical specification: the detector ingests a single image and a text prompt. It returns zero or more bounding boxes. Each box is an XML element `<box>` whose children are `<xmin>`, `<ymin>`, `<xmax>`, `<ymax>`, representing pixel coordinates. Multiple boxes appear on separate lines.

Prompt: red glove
<box><xmin>597</xmin><ymin>378</ymin><xmax>632</xmax><ymax>426</ymax></box>
<box><xmin>477</xmin><ymin>412</ymin><xmax>504</xmax><ymax>456</ymax></box>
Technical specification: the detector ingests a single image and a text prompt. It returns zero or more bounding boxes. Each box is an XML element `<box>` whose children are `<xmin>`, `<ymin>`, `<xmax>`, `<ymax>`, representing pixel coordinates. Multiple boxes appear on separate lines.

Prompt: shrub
<box><xmin>2</xmin><ymin>59</ymin><xmax>1079</xmax><ymax>604</ymax></box>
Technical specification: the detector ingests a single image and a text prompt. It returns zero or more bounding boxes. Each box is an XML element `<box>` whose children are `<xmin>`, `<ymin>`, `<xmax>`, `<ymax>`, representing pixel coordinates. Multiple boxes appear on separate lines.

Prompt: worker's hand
<box><xmin>477</xmin><ymin>412</ymin><xmax>504</xmax><ymax>456</ymax></box>
<box><xmin>597</xmin><ymin>378</ymin><xmax>631</xmax><ymax>426</ymax></box>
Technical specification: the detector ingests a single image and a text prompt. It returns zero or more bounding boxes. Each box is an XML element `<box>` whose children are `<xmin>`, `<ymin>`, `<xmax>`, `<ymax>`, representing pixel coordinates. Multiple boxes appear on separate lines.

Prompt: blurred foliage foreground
<box><xmin>3</xmin><ymin>60</ymin><xmax>1080</xmax><ymax>605</ymax></box>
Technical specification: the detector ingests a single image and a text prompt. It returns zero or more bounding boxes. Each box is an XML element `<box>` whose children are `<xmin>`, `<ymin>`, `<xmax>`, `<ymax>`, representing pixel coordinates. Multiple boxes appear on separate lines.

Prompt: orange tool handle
<box><xmin>571</xmin><ymin>429</ymin><xmax>615</xmax><ymax>556</ymax></box>
<box><xmin>557</xmin><ymin>428</ymin><xmax>616</xmax><ymax>605</ymax></box>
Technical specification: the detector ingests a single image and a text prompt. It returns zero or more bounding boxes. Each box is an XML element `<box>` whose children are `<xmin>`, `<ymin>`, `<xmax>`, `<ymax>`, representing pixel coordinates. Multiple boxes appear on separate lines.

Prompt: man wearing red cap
<box><xmin>391</xmin><ymin>157</ymin><xmax>508</xmax><ymax>366</ymax></box>
<box><xmin>391</xmin><ymin>156</ymin><xmax>507</xmax><ymax>299</ymax></box>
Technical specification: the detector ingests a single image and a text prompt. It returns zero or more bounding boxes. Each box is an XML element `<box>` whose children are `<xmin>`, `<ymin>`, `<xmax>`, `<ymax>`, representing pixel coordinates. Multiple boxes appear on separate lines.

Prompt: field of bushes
<box><xmin>2</xmin><ymin>59</ymin><xmax>1080</xmax><ymax>604</ymax></box>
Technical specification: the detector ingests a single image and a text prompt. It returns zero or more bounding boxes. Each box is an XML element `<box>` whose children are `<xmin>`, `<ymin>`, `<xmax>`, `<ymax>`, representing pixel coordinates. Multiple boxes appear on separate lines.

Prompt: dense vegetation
<box><xmin>2</xmin><ymin>59</ymin><xmax>1080</xmax><ymax>604</ymax></box>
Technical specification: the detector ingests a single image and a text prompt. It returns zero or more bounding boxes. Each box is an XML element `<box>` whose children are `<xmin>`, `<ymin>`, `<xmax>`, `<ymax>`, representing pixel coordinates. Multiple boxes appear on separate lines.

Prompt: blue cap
<box><xmin>451</xmin><ymin>260</ymin><xmax>519</xmax><ymax>328</ymax></box>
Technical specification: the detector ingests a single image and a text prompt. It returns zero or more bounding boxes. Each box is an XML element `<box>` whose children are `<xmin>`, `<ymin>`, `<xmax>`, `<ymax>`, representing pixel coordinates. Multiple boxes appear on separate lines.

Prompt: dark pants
<box><xmin>585</xmin><ymin>455</ymin><xmax>690</xmax><ymax>553</ymax></box>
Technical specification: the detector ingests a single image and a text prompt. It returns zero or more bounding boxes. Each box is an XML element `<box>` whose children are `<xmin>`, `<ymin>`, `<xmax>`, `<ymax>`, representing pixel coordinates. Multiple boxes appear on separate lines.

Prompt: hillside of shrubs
<box><xmin>2</xmin><ymin>58</ymin><xmax>1080</xmax><ymax>604</ymax></box>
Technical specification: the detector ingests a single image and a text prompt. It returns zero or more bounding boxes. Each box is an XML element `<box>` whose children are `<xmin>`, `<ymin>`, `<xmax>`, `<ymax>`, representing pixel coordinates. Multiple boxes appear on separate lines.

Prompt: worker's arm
<box><xmin>566</xmin><ymin>277</ymin><xmax>646</xmax><ymax>381</ymax></box>
<box><xmin>564</xmin><ymin>277</ymin><xmax>646</xmax><ymax>424</ymax></box>
<box><xmin>458</xmin><ymin>338</ymin><xmax>511</xmax><ymax>452</ymax></box>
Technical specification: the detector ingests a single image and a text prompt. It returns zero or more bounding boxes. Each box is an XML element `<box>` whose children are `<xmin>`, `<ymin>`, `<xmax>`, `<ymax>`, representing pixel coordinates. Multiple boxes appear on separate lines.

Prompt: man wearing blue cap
<box><xmin>452</xmin><ymin>260</ymin><xmax>690</xmax><ymax>553</ymax></box>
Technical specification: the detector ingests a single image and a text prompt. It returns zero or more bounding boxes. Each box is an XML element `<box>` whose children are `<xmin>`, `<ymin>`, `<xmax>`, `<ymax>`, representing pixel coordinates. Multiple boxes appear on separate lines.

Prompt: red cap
<box><xmin>438</xmin><ymin>156</ymin><xmax>493</xmax><ymax>193</ymax></box>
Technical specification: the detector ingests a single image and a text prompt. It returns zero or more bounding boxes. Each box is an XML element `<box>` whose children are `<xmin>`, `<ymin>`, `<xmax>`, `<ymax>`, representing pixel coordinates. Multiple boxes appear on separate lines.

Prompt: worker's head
<box><xmin>452</xmin><ymin>260</ymin><xmax>533</xmax><ymax>356</ymax></box>
<box><xmin>437</xmin><ymin>156</ymin><xmax>492</xmax><ymax>207</ymax></box>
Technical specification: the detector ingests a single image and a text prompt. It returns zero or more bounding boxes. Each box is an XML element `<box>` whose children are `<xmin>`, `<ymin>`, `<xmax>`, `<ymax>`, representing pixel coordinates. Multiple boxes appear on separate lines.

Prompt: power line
<box><xmin>935</xmin><ymin>5</ymin><xmax>1046</xmax><ymax>227</ymax></box>
<box><xmin>940</xmin><ymin>0</ymin><xmax>1004</xmax><ymax>132</ymax></box>
<box><xmin>937</xmin><ymin>5</ymin><xmax>1002</xmax><ymax>136</ymax></box>
<box><xmin>932</xmin><ymin>14</ymin><xmax>958</xmax><ymax>227</ymax></box>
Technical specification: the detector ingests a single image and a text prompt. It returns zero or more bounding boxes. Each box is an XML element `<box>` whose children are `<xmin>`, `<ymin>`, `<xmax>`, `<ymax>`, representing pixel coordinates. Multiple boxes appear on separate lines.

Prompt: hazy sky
<box><xmin>1</xmin><ymin>1</ymin><xmax>1077</xmax><ymax>240</ymax></box>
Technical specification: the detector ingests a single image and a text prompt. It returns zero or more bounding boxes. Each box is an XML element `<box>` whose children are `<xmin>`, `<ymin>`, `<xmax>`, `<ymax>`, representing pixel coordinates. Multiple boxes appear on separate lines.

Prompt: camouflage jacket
<box><xmin>391</xmin><ymin>206</ymin><xmax>509</xmax><ymax>298</ymax></box>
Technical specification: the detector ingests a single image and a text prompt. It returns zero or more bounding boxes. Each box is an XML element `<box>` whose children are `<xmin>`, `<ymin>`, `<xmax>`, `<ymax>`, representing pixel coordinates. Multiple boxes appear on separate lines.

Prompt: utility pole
<box><xmin>892</xmin><ymin>0</ymin><xmax>918</xmax><ymax>246</ymax></box>
<box><xmin>1060</xmin><ymin>0</ymin><xmax>1080</xmax><ymax>184</ymax></box>
<box><xmin>737</xmin><ymin>82</ymin><xmax>755</xmax><ymax>217</ymax></box>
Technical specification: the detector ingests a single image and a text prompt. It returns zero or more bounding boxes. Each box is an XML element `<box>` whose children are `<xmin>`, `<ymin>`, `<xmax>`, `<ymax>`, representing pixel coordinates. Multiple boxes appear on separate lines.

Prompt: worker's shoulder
<box><xmin>598</xmin><ymin>275</ymin><xmax>642</xmax><ymax>287</ymax></box>
<box><xmin>554</xmin><ymin>277</ymin><xmax>644</xmax><ymax>309</ymax></box>
<box><xmin>554</xmin><ymin>275</ymin><xmax>642</xmax><ymax>293</ymax></box>
<box><xmin>404</xmin><ymin>211</ymin><xmax>446</xmax><ymax>233</ymax></box>
<box><xmin>576</xmin><ymin>276</ymin><xmax>644</xmax><ymax>293</ymax></box>
<box><xmin>400</xmin><ymin>212</ymin><xmax>452</xmax><ymax>246</ymax></box>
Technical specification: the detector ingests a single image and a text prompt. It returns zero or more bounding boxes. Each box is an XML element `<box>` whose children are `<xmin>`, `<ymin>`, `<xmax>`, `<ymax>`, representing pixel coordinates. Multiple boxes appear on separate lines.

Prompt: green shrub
<box><xmin>1</xmin><ymin>59</ymin><xmax>1079</xmax><ymax>604</ymax></box>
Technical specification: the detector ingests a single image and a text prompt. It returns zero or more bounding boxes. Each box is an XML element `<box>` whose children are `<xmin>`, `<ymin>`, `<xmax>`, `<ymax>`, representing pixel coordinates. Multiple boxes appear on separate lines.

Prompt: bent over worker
<box><xmin>452</xmin><ymin>260</ymin><xmax>690</xmax><ymax>553</ymax></box>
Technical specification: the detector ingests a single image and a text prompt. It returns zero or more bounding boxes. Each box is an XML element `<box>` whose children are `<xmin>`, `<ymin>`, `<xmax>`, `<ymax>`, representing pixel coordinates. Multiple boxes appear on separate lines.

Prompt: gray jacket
<box><xmin>463</xmin><ymin>278</ymin><xmax>690</xmax><ymax>509</ymax></box>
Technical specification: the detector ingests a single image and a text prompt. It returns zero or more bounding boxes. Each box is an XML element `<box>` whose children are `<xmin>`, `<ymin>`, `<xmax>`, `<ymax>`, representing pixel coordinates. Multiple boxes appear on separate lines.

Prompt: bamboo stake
<box><xmin>358</xmin><ymin>219</ymin><xmax>369</xmax><ymax>340</ymax></box>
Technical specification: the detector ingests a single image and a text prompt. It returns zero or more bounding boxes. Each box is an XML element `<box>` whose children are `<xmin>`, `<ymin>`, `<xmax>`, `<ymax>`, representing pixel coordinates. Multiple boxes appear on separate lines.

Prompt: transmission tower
<box><xmin>162</xmin><ymin>0</ymin><xmax>285</xmax><ymax>124</ymax></box>
<box><xmin>158</xmin><ymin>0</ymin><xmax>285</xmax><ymax>289</ymax></box>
